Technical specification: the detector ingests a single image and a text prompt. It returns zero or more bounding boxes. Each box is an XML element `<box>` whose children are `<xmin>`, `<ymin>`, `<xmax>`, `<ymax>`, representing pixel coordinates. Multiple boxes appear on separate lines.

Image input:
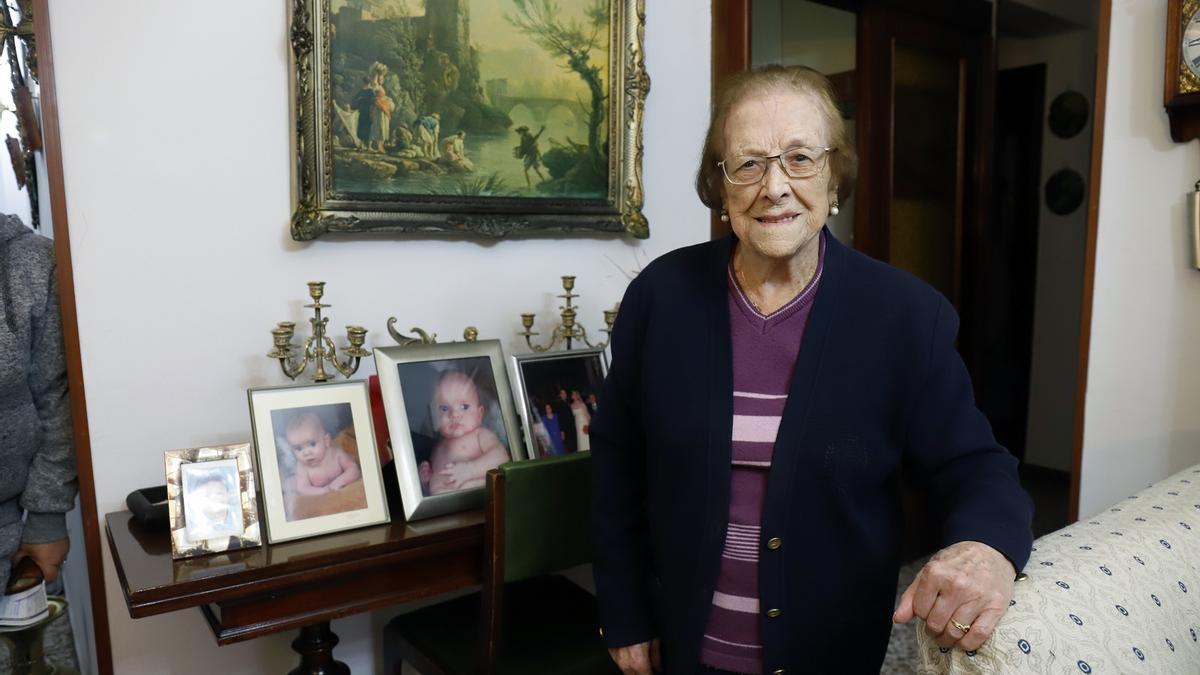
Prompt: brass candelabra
<box><xmin>519</xmin><ymin>276</ymin><xmax>618</xmax><ymax>352</ymax></box>
<box><xmin>267</xmin><ymin>282</ymin><xmax>370</xmax><ymax>382</ymax></box>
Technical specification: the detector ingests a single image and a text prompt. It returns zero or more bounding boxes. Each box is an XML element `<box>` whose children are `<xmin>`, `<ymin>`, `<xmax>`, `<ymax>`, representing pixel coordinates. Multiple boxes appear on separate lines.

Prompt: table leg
<box><xmin>288</xmin><ymin>621</ymin><xmax>350</xmax><ymax>675</ymax></box>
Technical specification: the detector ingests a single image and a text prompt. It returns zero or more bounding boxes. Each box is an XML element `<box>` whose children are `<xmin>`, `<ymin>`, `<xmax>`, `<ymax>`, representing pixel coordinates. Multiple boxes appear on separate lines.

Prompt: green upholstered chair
<box><xmin>383</xmin><ymin>453</ymin><xmax>618</xmax><ymax>674</ymax></box>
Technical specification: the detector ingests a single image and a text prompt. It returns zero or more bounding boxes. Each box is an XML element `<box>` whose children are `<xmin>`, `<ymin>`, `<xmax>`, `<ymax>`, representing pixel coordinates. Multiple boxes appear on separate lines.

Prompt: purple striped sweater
<box><xmin>699</xmin><ymin>234</ymin><xmax>825</xmax><ymax>674</ymax></box>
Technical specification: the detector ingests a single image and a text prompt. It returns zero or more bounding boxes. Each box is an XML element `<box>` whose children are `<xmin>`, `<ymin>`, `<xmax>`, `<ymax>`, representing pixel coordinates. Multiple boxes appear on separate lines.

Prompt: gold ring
<box><xmin>950</xmin><ymin>619</ymin><xmax>972</xmax><ymax>633</ymax></box>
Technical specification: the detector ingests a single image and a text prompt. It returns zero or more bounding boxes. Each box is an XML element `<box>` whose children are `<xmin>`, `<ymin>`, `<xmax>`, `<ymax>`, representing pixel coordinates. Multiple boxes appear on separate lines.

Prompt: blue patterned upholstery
<box><xmin>917</xmin><ymin>465</ymin><xmax>1200</xmax><ymax>674</ymax></box>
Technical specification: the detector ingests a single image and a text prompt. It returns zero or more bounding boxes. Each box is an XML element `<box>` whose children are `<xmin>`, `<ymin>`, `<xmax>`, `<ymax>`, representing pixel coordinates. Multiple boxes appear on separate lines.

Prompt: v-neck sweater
<box><xmin>699</xmin><ymin>234</ymin><xmax>825</xmax><ymax>673</ymax></box>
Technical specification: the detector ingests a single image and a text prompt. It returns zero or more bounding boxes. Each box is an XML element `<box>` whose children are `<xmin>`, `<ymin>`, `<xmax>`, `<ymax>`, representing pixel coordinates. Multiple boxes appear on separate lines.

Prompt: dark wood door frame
<box><xmin>710</xmin><ymin>0</ymin><xmax>749</xmax><ymax>239</ymax></box>
<box><xmin>1069</xmin><ymin>0</ymin><xmax>1110</xmax><ymax>523</ymax></box>
<box><xmin>33</xmin><ymin>0</ymin><xmax>113</xmax><ymax>672</ymax></box>
<box><xmin>711</xmin><ymin>0</ymin><xmax>1111</xmax><ymax>525</ymax></box>
<box><xmin>855</xmin><ymin>1</ymin><xmax>994</xmax><ymax>290</ymax></box>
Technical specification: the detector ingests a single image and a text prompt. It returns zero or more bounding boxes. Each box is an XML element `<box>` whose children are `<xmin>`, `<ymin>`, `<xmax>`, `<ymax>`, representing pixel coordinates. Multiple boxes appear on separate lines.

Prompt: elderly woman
<box><xmin>590</xmin><ymin>65</ymin><xmax>1032</xmax><ymax>675</ymax></box>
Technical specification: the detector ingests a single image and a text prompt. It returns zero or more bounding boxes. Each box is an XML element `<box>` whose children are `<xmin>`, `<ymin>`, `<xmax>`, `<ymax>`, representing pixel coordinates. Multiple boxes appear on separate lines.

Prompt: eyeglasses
<box><xmin>718</xmin><ymin>146</ymin><xmax>835</xmax><ymax>185</ymax></box>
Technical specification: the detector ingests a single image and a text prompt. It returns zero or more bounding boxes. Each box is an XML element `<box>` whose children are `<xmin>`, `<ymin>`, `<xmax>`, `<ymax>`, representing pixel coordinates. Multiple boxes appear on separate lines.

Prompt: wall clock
<box><xmin>1165</xmin><ymin>0</ymin><xmax>1200</xmax><ymax>141</ymax></box>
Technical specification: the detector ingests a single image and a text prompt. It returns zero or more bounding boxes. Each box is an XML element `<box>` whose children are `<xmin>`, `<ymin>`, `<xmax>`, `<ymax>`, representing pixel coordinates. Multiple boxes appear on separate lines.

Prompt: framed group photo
<box><xmin>511</xmin><ymin>348</ymin><xmax>607</xmax><ymax>459</ymax></box>
<box><xmin>288</xmin><ymin>0</ymin><xmax>649</xmax><ymax>240</ymax></box>
<box><xmin>164</xmin><ymin>443</ymin><xmax>262</xmax><ymax>560</ymax></box>
<box><xmin>374</xmin><ymin>340</ymin><xmax>524</xmax><ymax>521</ymax></box>
<box><xmin>247</xmin><ymin>380</ymin><xmax>390</xmax><ymax>544</ymax></box>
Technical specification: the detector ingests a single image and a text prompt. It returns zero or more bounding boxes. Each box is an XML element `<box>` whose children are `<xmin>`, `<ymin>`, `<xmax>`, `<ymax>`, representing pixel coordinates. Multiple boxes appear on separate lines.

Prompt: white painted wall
<box><xmin>997</xmin><ymin>30</ymin><xmax>1095</xmax><ymax>473</ymax></box>
<box><xmin>45</xmin><ymin>1</ymin><xmax>711</xmax><ymax>672</ymax></box>
<box><xmin>1081</xmin><ymin>0</ymin><xmax>1200</xmax><ymax>517</ymax></box>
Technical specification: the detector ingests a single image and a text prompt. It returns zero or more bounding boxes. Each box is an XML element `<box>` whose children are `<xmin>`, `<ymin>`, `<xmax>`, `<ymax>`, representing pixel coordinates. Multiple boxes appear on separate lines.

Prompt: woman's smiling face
<box><xmin>720</xmin><ymin>89</ymin><xmax>837</xmax><ymax>262</ymax></box>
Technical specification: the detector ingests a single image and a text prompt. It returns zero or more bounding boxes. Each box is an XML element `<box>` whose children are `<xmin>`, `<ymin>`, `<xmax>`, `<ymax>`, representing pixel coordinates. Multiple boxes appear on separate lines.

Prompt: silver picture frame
<box><xmin>374</xmin><ymin>340</ymin><xmax>525</xmax><ymax>521</ymax></box>
<box><xmin>164</xmin><ymin>443</ymin><xmax>262</xmax><ymax>560</ymax></box>
<box><xmin>510</xmin><ymin>348</ymin><xmax>608</xmax><ymax>460</ymax></box>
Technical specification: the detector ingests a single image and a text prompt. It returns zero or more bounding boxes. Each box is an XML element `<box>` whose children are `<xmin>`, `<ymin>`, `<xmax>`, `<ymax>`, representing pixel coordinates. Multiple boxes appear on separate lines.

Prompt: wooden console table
<box><xmin>105</xmin><ymin>510</ymin><xmax>484</xmax><ymax>673</ymax></box>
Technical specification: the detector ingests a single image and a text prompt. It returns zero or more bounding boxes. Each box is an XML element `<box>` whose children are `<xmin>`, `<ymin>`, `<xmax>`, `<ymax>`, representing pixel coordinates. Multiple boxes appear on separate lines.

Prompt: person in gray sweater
<box><xmin>0</xmin><ymin>213</ymin><xmax>76</xmax><ymax>592</ymax></box>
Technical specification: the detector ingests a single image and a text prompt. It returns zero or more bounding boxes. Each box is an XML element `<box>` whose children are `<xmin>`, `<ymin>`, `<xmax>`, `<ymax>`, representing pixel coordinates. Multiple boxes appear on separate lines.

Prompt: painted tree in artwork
<box><xmin>506</xmin><ymin>0</ymin><xmax>608</xmax><ymax>158</ymax></box>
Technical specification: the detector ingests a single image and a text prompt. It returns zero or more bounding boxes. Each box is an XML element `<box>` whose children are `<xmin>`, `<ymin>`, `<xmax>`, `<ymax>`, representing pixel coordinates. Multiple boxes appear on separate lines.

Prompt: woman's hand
<box><xmin>13</xmin><ymin>538</ymin><xmax>70</xmax><ymax>583</ymax></box>
<box><xmin>608</xmin><ymin>638</ymin><xmax>661</xmax><ymax>675</ymax></box>
<box><xmin>892</xmin><ymin>541</ymin><xmax>1015</xmax><ymax>652</ymax></box>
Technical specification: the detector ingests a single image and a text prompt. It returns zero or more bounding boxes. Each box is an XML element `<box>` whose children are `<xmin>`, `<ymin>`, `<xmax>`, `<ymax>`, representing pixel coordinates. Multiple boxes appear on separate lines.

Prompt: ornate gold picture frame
<box><xmin>289</xmin><ymin>0</ymin><xmax>649</xmax><ymax>240</ymax></box>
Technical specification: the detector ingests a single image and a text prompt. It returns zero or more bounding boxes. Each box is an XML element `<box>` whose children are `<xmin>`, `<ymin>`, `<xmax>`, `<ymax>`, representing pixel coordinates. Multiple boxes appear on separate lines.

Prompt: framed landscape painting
<box><xmin>289</xmin><ymin>0</ymin><xmax>649</xmax><ymax>240</ymax></box>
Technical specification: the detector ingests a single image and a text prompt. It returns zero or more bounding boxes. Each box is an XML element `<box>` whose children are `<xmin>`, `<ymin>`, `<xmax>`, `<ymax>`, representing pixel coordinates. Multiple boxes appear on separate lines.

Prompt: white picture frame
<box><xmin>247</xmin><ymin>380</ymin><xmax>390</xmax><ymax>544</ymax></box>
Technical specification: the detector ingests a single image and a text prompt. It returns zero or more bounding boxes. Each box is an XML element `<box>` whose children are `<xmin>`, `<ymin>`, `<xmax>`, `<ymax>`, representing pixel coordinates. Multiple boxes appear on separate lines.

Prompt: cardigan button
<box><xmin>766</xmin><ymin>608</ymin><xmax>782</xmax><ymax>618</ymax></box>
<box><xmin>766</xmin><ymin>537</ymin><xmax>782</xmax><ymax>550</ymax></box>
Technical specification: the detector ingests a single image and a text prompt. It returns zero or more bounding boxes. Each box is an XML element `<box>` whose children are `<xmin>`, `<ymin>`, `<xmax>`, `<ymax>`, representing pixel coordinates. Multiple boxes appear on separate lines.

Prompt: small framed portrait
<box><xmin>511</xmin><ymin>348</ymin><xmax>608</xmax><ymax>460</ymax></box>
<box><xmin>164</xmin><ymin>443</ymin><xmax>261</xmax><ymax>560</ymax></box>
<box><xmin>247</xmin><ymin>380</ymin><xmax>390</xmax><ymax>544</ymax></box>
<box><xmin>374</xmin><ymin>340</ymin><xmax>525</xmax><ymax>521</ymax></box>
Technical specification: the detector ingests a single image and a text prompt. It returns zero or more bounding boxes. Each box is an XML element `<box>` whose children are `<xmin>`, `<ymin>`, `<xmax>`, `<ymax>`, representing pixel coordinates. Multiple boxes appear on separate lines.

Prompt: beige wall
<box><xmin>46</xmin><ymin>1</ymin><xmax>711</xmax><ymax>672</ymax></box>
<box><xmin>1081</xmin><ymin>0</ymin><xmax>1200</xmax><ymax>516</ymax></box>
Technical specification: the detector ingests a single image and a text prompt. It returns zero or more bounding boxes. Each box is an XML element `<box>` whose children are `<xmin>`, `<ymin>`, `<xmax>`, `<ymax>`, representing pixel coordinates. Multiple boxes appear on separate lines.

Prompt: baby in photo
<box><xmin>182</xmin><ymin>465</ymin><xmax>243</xmax><ymax>542</ymax></box>
<box><xmin>285</xmin><ymin>411</ymin><xmax>362</xmax><ymax>495</ymax></box>
<box><xmin>419</xmin><ymin>369</ymin><xmax>510</xmax><ymax>495</ymax></box>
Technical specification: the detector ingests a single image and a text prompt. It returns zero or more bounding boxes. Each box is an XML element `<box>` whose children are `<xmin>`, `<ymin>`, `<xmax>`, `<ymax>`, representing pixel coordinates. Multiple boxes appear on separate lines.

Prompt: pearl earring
<box><xmin>830</xmin><ymin>202</ymin><xmax>840</xmax><ymax>216</ymax></box>
<box><xmin>720</xmin><ymin>209</ymin><xmax>729</xmax><ymax>222</ymax></box>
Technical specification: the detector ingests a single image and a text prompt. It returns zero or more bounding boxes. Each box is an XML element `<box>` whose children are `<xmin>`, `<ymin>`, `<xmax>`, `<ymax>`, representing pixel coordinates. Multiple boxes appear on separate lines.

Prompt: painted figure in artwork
<box><xmin>513</xmin><ymin>125</ymin><xmax>547</xmax><ymax>187</ymax></box>
<box><xmin>368</xmin><ymin>62</ymin><xmax>394</xmax><ymax>153</ymax></box>
<box><xmin>440</xmin><ymin>130</ymin><xmax>474</xmax><ymax>172</ymax></box>
<box><xmin>415</xmin><ymin>112</ymin><xmax>442</xmax><ymax>159</ymax></box>
<box><xmin>351</xmin><ymin>76</ymin><xmax>377</xmax><ymax>149</ymax></box>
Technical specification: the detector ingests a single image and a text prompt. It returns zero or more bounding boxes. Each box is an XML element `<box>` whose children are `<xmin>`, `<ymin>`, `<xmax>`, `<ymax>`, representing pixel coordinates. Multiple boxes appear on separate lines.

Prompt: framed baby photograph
<box><xmin>247</xmin><ymin>380</ymin><xmax>390</xmax><ymax>544</ymax></box>
<box><xmin>511</xmin><ymin>348</ymin><xmax>608</xmax><ymax>460</ymax></box>
<box><xmin>374</xmin><ymin>340</ymin><xmax>525</xmax><ymax>521</ymax></box>
<box><xmin>164</xmin><ymin>443</ymin><xmax>262</xmax><ymax>560</ymax></box>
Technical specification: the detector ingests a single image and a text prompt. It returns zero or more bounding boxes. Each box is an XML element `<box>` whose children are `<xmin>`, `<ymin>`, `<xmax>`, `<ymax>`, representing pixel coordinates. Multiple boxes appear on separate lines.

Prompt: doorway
<box><xmin>717</xmin><ymin>0</ymin><xmax>1106</xmax><ymax>538</ymax></box>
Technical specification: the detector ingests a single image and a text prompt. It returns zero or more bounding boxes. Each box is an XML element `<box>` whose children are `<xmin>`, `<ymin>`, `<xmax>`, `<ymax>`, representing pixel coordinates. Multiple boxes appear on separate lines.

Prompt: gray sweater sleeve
<box><xmin>19</xmin><ymin>260</ymin><xmax>77</xmax><ymax>544</ymax></box>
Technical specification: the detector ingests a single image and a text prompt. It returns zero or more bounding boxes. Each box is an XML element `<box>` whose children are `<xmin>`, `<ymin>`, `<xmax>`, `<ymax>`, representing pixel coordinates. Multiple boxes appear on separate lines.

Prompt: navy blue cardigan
<box><xmin>590</xmin><ymin>231</ymin><xmax>1033</xmax><ymax>673</ymax></box>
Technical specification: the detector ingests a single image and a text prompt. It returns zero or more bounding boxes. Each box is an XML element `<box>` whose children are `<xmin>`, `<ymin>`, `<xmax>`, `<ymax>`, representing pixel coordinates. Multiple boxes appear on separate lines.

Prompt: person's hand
<box><xmin>13</xmin><ymin>538</ymin><xmax>70</xmax><ymax>584</ymax></box>
<box><xmin>893</xmin><ymin>541</ymin><xmax>1015</xmax><ymax>652</ymax></box>
<box><xmin>608</xmin><ymin>638</ymin><xmax>661</xmax><ymax>675</ymax></box>
<box><xmin>418</xmin><ymin>461</ymin><xmax>432</xmax><ymax>484</ymax></box>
